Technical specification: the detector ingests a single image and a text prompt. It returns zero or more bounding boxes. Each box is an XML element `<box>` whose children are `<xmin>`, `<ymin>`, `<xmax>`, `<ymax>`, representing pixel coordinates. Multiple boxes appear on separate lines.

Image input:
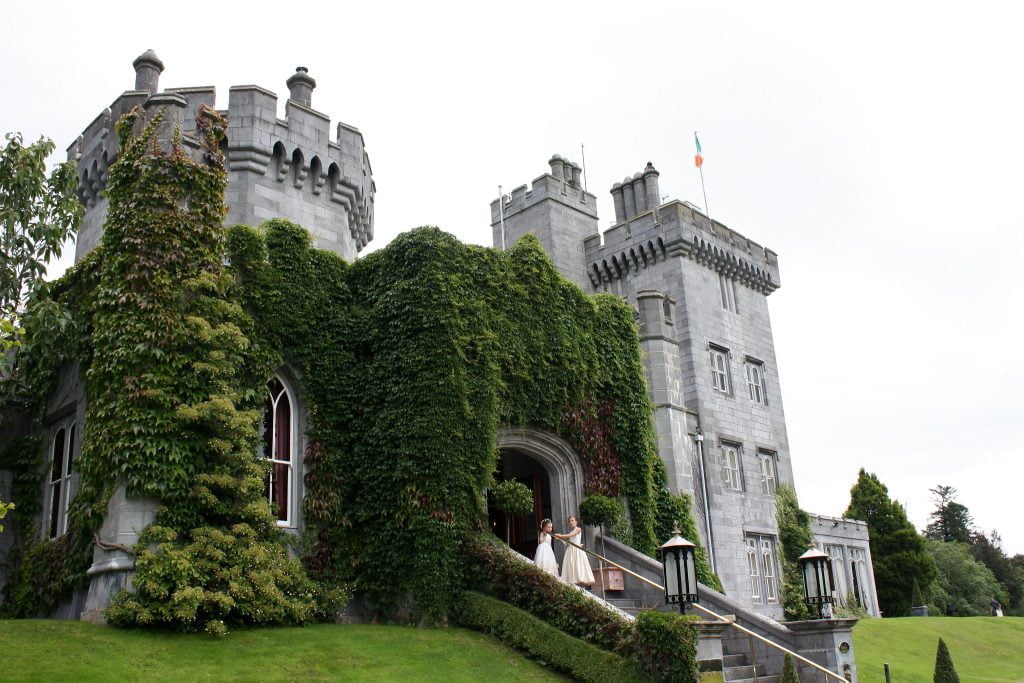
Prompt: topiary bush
<box><xmin>452</xmin><ymin>591</ymin><xmax>643</xmax><ymax>682</ymax></box>
<box><xmin>934</xmin><ymin>637</ymin><xmax>960</xmax><ymax>682</ymax></box>
<box><xmin>617</xmin><ymin>609</ymin><xmax>700</xmax><ymax>682</ymax></box>
<box><xmin>780</xmin><ymin>653</ymin><xmax>798</xmax><ymax>683</ymax></box>
<box><xmin>580</xmin><ymin>494</ymin><xmax>623</xmax><ymax>531</ymax></box>
<box><xmin>492</xmin><ymin>480</ymin><xmax>534</xmax><ymax>543</ymax></box>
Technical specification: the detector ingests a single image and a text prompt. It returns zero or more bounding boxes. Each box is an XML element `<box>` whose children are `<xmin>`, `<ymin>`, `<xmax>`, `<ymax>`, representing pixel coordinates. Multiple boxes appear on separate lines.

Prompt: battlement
<box><xmin>489</xmin><ymin>154</ymin><xmax>598</xmax><ymax>226</ymax></box>
<box><xmin>69</xmin><ymin>52</ymin><xmax>375</xmax><ymax>262</ymax></box>
<box><xmin>584</xmin><ymin>172</ymin><xmax>780</xmax><ymax>295</ymax></box>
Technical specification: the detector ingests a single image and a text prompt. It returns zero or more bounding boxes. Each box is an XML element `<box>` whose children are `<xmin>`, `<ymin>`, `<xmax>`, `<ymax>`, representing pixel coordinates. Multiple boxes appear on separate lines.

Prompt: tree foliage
<box><xmin>926</xmin><ymin>540</ymin><xmax>1004</xmax><ymax>617</ymax></box>
<box><xmin>845</xmin><ymin>469</ymin><xmax>935</xmax><ymax>617</ymax></box>
<box><xmin>969</xmin><ymin>530</ymin><xmax>1024</xmax><ymax>616</ymax></box>
<box><xmin>925</xmin><ymin>485</ymin><xmax>973</xmax><ymax>544</ymax></box>
<box><xmin>0</xmin><ymin>132</ymin><xmax>81</xmax><ymax>387</ymax></box>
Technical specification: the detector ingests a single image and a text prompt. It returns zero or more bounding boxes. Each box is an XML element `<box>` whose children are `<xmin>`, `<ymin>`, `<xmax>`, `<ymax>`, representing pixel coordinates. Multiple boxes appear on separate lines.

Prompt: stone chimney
<box><xmin>133</xmin><ymin>49</ymin><xmax>164</xmax><ymax>94</ymax></box>
<box><xmin>287</xmin><ymin>66</ymin><xmax>316</xmax><ymax>107</ymax></box>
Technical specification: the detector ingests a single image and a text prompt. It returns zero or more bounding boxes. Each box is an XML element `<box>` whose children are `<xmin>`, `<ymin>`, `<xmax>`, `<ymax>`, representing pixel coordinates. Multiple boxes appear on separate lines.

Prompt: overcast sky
<box><xmin>4</xmin><ymin>1</ymin><xmax>1022</xmax><ymax>553</ymax></box>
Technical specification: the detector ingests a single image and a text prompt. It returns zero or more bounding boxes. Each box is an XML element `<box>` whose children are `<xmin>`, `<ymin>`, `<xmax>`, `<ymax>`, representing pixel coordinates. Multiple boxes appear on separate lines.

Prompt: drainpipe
<box><xmin>694</xmin><ymin>429</ymin><xmax>717</xmax><ymax>574</ymax></box>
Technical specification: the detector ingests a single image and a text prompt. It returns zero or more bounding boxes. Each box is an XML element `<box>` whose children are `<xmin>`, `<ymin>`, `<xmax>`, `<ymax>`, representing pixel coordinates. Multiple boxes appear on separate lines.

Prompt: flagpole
<box><xmin>695</xmin><ymin>130</ymin><xmax>711</xmax><ymax>222</ymax></box>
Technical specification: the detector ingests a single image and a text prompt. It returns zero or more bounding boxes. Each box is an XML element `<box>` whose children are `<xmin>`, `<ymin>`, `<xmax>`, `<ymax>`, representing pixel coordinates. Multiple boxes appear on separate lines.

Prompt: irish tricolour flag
<box><xmin>694</xmin><ymin>132</ymin><xmax>704</xmax><ymax>168</ymax></box>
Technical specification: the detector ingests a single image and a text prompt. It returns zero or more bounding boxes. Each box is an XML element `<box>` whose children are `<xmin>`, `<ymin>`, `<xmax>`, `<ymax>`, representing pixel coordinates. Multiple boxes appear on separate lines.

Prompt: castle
<box><xmin>0</xmin><ymin>51</ymin><xmax>878</xmax><ymax>626</ymax></box>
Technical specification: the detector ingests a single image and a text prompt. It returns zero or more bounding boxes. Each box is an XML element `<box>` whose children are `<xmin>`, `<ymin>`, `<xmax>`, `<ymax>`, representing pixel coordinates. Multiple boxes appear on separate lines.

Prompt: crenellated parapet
<box><xmin>68</xmin><ymin>52</ymin><xmax>375</xmax><ymax>263</ymax></box>
<box><xmin>584</xmin><ymin>178</ymin><xmax>780</xmax><ymax>295</ymax></box>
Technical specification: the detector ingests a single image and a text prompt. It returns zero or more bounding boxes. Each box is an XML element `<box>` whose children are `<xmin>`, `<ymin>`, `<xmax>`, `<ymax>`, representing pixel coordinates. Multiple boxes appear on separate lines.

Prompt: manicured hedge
<box><xmin>462</xmin><ymin>532</ymin><xmax>630</xmax><ymax>651</ymax></box>
<box><xmin>452</xmin><ymin>591</ymin><xmax>644</xmax><ymax>682</ymax></box>
<box><xmin>620</xmin><ymin>610</ymin><xmax>700</xmax><ymax>682</ymax></box>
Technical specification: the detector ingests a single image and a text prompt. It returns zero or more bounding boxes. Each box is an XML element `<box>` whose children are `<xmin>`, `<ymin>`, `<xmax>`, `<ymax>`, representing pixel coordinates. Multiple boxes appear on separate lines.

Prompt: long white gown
<box><xmin>533</xmin><ymin>532</ymin><xmax>559</xmax><ymax>575</ymax></box>
<box><xmin>559</xmin><ymin>527</ymin><xmax>595</xmax><ymax>586</ymax></box>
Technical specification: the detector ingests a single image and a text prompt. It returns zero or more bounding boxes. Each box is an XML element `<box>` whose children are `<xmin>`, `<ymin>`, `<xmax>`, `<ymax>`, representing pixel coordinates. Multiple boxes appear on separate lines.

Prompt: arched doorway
<box><xmin>488</xmin><ymin>427</ymin><xmax>585</xmax><ymax>557</ymax></box>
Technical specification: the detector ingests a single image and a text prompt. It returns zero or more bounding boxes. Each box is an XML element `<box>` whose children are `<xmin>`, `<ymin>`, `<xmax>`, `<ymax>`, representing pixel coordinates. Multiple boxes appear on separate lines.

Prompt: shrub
<box><xmin>934</xmin><ymin>637</ymin><xmax>960</xmax><ymax>683</ymax></box>
<box><xmin>780</xmin><ymin>653</ymin><xmax>798</xmax><ymax>682</ymax></box>
<box><xmin>618</xmin><ymin>610</ymin><xmax>699</xmax><ymax>682</ymax></box>
<box><xmin>580</xmin><ymin>494</ymin><xmax>623</xmax><ymax>530</ymax></box>
<box><xmin>452</xmin><ymin>591</ymin><xmax>643</xmax><ymax>682</ymax></box>
<box><xmin>491</xmin><ymin>480</ymin><xmax>534</xmax><ymax>542</ymax></box>
<box><xmin>462</xmin><ymin>532</ymin><xmax>629</xmax><ymax>651</ymax></box>
<box><xmin>105</xmin><ymin>524</ymin><xmax>347</xmax><ymax>634</ymax></box>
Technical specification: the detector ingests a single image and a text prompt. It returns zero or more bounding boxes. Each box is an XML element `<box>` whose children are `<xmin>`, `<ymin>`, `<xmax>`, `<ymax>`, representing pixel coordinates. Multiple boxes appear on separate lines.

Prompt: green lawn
<box><xmin>0</xmin><ymin>620</ymin><xmax>564</xmax><ymax>681</ymax></box>
<box><xmin>854</xmin><ymin>616</ymin><xmax>1024</xmax><ymax>682</ymax></box>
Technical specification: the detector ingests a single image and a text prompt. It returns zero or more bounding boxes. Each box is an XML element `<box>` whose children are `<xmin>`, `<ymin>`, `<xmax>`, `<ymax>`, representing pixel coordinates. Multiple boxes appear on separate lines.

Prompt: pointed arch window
<box><xmin>264</xmin><ymin>377</ymin><xmax>295</xmax><ymax>526</ymax></box>
<box><xmin>48</xmin><ymin>419</ymin><xmax>76</xmax><ymax>539</ymax></box>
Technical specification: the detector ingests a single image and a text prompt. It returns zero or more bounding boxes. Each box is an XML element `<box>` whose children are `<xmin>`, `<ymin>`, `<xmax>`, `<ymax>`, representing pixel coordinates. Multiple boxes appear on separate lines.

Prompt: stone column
<box><xmin>694</xmin><ymin>617</ymin><xmax>734</xmax><ymax>675</ymax></box>
<box><xmin>142</xmin><ymin>92</ymin><xmax>188</xmax><ymax>147</ymax></box>
<box><xmin>644</xmin><ymin>162</ymin><xmax>661</xmax><ymax>209</ymax></box>
<box><xmin>632</xmin><ymin>173</ymin><xmax>647</xmax><ymax>214</ymax></box>
<box><xmin>133</xmin><ymin>49</ymin><xmax>164</xmax><ymax>93</ymax></box>
<box><xmin>81</xmin><ymin>483</ymin><xmax>159</xmax><ymax>620</ymax></box>
<box><xmin>786</xmin><ymin>618</ymin><xmax>859</xmax><ymax>682</ymax></box>
<box><xmin>622</xmin><ymin>179</ymin><xmax>636</xmax><ymax>219</ymax></box>
<box><xmin>286</xmin><ymin>66</ymin><xmax>316</xmax><ymax>107</ymax></box>
<box><xmin>549</xmin><ymin>155</ymin><xmax>565</xmax><ymax>181</ymax></box>
<box><xmin>611</xmin><ymin>182</ymin><xmax>626</xmax><ymax>223</ymax></box>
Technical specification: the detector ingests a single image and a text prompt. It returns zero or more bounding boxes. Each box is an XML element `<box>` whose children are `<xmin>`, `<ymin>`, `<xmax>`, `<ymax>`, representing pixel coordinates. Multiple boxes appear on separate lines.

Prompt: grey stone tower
<box><xmin>68</xmin><ymin>52</ymin><xmax>375</xmax><ymax>263</ymax></box>
<box><xmin>489</xmin><ymin>155</ymin><xmax>598</xmax><ymax>290</ymax></box>
<box><xmin>491</xmin><ymin>156</ymin><xmax>880</xmax><ymax>620</ymax></box>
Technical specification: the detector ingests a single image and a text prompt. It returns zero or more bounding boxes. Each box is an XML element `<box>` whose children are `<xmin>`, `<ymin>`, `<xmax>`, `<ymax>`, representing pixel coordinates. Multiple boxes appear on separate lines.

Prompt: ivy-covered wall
<box><xmin>229</xmin><ymin>221</ymin><xmax>701</xmax><ymax>618</ymax></box>
<box><xmin>1</xmin><ymin>103</ymin><xmax>716</xmax><ymax>627</ymax></box>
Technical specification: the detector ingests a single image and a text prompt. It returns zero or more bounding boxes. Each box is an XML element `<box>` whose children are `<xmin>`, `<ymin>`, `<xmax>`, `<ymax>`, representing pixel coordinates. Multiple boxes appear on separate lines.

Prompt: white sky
<box><xmin>4</xmin><ymin>1</ymin><xmax>1022</xmax><ymax>553</ymax></box>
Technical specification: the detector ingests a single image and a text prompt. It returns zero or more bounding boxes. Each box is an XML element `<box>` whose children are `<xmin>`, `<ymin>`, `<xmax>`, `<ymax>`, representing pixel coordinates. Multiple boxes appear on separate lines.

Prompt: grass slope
<box><xmin>0</xmin><ymin>620</ymin><xmax>563</xmax><ymax>682</ymax></box>
<box><xmin>854</xmin><ymin>616</ymin><xmax>1024</xmax><ymax>682</ymax></box>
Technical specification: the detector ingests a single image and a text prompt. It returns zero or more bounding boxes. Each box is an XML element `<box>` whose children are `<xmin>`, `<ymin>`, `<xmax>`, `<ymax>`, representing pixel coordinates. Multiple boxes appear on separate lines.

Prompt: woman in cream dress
<box><xmin>555</xmin><ymin>516</ymin><xmax>595</xmax><ymax>587</ymax></box>
<box><xmin>533</xmin><ymin>519</ymin><xmax>559</xmax><ymax>575</ymax></box>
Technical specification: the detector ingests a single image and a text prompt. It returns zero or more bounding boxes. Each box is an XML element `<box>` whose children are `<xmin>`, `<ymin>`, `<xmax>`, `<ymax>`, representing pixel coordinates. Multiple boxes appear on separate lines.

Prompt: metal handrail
<box><xmin>555</xmin><ymin>537</ymin><xmax>846</xmax><ymax>682</ymax></box>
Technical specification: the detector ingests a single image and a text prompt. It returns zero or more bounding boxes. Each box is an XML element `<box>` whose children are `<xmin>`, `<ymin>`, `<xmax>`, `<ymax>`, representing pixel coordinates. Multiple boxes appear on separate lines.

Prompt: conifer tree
<box><xmin>933</xmin><ymin>638</ymin><xmax>960</xmax><ymax>683</ymax></box>
<box><xmin>845</xmin><ymin>469</ymin><xmax>936</xmax><ymax>616</ymax></box>
<box><xmin>780</xmin><ymin>654</ymin><xmax>799</xmax><ymax>683</ymax></box>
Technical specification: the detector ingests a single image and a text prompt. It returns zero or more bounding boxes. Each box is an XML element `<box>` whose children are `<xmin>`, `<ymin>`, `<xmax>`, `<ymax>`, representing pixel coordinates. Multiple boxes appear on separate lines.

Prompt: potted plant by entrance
<box><xmin>579</xmin><ymin>494</ymin><xmax>625</xmax><ymax>597</ymax></box>
<box><xmin>492</xmin><ymin>480</ymin><xmax>535</xmax><ymax>548</ymax></box>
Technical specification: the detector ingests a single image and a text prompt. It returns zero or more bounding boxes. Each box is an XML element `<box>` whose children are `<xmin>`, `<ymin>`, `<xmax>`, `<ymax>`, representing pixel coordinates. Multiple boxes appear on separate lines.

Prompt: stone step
<box><xmin>722</xmin><ymin>653</ymin><xmax>747</xmax><ymax>668</ymax></box>
<box><xmin>724</xmin><ymin>665</ymin><xmax>756</xmax><ymax>679</ymax></box>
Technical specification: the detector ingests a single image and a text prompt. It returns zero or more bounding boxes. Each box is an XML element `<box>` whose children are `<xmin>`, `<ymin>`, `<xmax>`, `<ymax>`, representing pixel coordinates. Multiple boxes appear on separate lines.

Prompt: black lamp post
<box><xmin>660</xmin><ymin>524</ymin><xmax>698</xmax><ymax>613</ymax></box>
<box><xmin>798</xmin><ymin>544</ymin><xmax>835</xmax><ymax>618</ymax></box>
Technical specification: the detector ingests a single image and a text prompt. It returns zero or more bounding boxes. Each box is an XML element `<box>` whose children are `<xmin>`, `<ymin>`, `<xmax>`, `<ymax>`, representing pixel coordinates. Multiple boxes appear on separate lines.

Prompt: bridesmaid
<box><xmin>533</xmin><ymin>518</ymin><xmax>559</xmax><ymax>575</ymax></box>
<box><xmin>554</xmin><ymin>515</ymin><xmax>595</xmax><ymax>587</ymax></box>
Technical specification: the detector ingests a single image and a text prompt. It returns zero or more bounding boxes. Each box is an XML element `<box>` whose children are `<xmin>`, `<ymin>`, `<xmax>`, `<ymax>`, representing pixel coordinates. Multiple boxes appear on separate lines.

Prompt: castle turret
<box><xmin>69</xmin><ymin>54</ymin><xmax>375</xmax><ymax>263</ymax></box>
<box><xmin>490</xmin><ymin>154</ymin><xmax>598</xmax><ymax>288</ymax></box>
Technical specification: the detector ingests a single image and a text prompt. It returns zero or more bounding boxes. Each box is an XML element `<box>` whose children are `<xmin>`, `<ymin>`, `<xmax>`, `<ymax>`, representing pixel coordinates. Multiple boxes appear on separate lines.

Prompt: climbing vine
<box><xmin>1</xmin><ymin>103</ymin><xmax>716</xmax><ymax>626</ymax></box>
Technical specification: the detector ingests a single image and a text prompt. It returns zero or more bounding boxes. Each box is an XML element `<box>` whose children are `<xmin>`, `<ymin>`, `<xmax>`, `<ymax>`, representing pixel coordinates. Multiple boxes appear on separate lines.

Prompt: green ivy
<box><xmin>775</xmin><ymin>484</ymin><xmax>813</xmax><ymax>620</ymax></box>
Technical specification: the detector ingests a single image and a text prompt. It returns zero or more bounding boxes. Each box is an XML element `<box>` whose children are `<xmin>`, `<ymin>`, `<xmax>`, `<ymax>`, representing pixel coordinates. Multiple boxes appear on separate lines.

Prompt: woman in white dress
<box><xmin>533</xmin><ymin>519</ymin><xmax>559</xmax><ymax>575</ymax></box>
<box><xmin>555</xmin><ymin>516</ymin><xmax>595</xmax><ymax>587</ymax></box>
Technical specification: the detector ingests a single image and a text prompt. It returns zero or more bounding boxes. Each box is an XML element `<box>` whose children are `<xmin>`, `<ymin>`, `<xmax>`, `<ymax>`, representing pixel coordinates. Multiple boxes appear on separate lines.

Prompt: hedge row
<box><xmin>462</xmin><ymin>532</ymin><xmax>630</xmax><ymax>651</ymax></box>
<box><xmin>452</xmin><ymin>591</ymin><xmax>644</xmax><ymax>682</ymax></box>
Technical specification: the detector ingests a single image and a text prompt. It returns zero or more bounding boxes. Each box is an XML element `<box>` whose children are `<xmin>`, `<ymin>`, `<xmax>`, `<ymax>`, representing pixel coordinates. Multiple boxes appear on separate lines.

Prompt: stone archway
<box><xmin>493</xmin><ymin>427</ymin><xmax>585</xmax><ymax>546</ymax></box>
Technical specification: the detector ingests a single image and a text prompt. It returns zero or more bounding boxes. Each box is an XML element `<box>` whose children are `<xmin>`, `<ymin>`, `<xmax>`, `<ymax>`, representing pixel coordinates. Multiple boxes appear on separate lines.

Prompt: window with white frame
<box><xmin>719</xmin><ymin>273</ymin><xmax>739</xmax><ymax>313</ymax></box>
<box><xmin>264</xmin><ymin>376</ymin><xmax>296</xmax><ymax>527</ymax></box>
<box><xmin>47</xmin><ymin>418</ymin><xmax>76</xmax><ymax>539</ymax></box>
<box><xmin>746</xmin><ymin>359</ymin><xmax>766</xmax><ymax>405</ymax></box>
<box><xmin>709</xmin><ymin>345</ymin><xmax>731</xmax><ymax>394</ymax></box>
<box><xmin>757</xmin><ymin>450</ymin><xmax>777</xmax><ymax>494</ymax></box>
<box><xmin>850</xmin><ymin>547</ymin><xmax>873</xmax><ymax>612</ymax></box>
<box><xmin>745</xmin><ymin>533</ymin><xmax>779</xmax><ymax>604</ymax></box>
<box><xmin>825</xmin><ymin>544</ymin><xmax>849</xmax><ymax>606</ymax></box>
<box><xmin>721</xmin><ymin>443</ymin><xmax>743</xmax><ymax>491</ymax></box>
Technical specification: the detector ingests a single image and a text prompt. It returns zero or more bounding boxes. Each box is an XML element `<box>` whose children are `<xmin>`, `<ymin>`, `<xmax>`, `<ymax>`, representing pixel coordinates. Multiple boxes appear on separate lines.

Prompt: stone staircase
<box><xmin>721</xmin><ymin>650</ymin><xmax>781</xmax><ymax>683</ymax></box>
